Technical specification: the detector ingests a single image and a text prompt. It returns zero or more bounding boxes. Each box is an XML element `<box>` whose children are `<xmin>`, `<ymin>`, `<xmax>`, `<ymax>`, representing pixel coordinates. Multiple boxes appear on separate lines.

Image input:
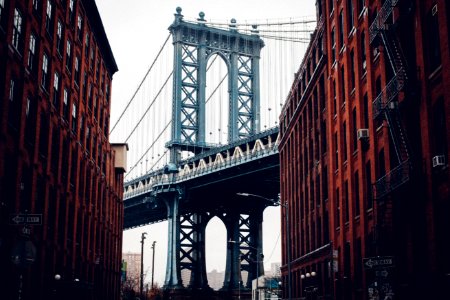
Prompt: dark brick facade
<box><xmin>279</xmin><ymin>0</ymin><xmax>449</xmax><ymax>299</ymax></box>
<box><xmin>0</xmin><ymin>1</ymin><xmax>124</xmax><ymax>300</ymax></box>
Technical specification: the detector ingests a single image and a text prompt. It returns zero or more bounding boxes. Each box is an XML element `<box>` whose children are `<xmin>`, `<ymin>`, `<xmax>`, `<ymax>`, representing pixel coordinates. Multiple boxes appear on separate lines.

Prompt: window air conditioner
<box><xmin>357</xmin><ymin>129</ymin><xmax>369</xmax><ymax>140</ymax></box>
<box><xmin>388</xmin><ymin>101</ymin><xmax>398</xmax><ymax>109</ymax></box>
<box><xmin>432</xmin><ymin>155</ymin><xmax>445</xmax><ymax>168</ymax></box>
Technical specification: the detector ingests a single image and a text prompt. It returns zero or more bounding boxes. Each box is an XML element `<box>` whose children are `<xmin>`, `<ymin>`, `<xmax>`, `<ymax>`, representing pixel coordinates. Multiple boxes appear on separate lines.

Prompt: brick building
<box><xmin>122</xmin><ymin>252</ymin><xmax>142</xmax><ymax>292</ymax></box>
<box><xmin>279</xmin><ymin>0</ymin><xmax>449</xmax><ymax>299</ymax></box>
<box><xmin>0</xmin><ymin>1</ymin><xmax>125</xmax><ymax>300</ymax></box>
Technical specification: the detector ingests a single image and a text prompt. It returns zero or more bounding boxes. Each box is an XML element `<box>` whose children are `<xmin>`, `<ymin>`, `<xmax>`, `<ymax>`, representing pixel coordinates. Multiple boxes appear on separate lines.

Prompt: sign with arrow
<box><xmin>363</xmin><ymin>256</ymin><xmax>394</xmax><ymax>270</ymax></box>
<box><xmin>9</xmin><ymin>214</ymin><xmax>42</xmax><ymax>225</ymax></box>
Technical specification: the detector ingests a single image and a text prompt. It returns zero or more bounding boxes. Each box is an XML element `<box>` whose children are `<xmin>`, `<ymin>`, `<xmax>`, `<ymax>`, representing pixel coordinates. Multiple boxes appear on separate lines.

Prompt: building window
<box><xmin>56</xmin><ymin>20</ymin><xmax>63</xmax><ymax>55</ymax></box>
<box><xmin>32</xmin><ymin>0</ymin><xmax>40</xmax><ymax>12</ymax></box>
<box><xmin>12</xmin><ymin>8</ymin><xmax>23</xmax><ymax>52</ymax></box>
<box><xmin>82</xmin><ymin>72</ymin><xmax>87</xmax><ymax>101</ymax></box>
<box><xmin>354</xmin><ymin>171</ymin><xmax>360</xmax><ymax>216</ymax></box>
<box><xmin>343</xmin><ymin>121</ymin><xmax>348</xmax><ymax>161</ymax></box>
<box><xmin>8</xmin><ymin>79</ymin><xmax>21</xmax><ymax>128</ymax></box>
<box><xmin>66</xmin><ymin>40</ymin><xmax>72</xmax><ymax>72</ymax></box>
<box><xmin>378</xmin><ymin>148</ymin><xmax>385</xmax><ymax>178</ymax></box>
<box><xmin>74</xmin><ymin>56</ymin><xmax>80</xmax><ymax>85</ymax></box>
<box><xmin>63</xmin><ymin>88</ymin><xmax>69</xmax><ymax>120</ymax></box>
<box><xmin>359</xmin><ymin>0</ymin><xmax>365</xmax><ymax>14</ymax></box>
<box><xmin>335</xmin><ymin>188</ymin><xmax>340</xmax><ymax>228</ymax></box>
<box><xmin>41</xmin><ymin>53</ymin><xmax>49</xmax><ymax>90</ymax></box>
<box><xmin>339</xmin><ymin>10</ymin><xmax>344</xmax><ymax>49</ymax></box>
<box><xmin>347</xmin><ymin>0</ymin><xmax>354</xmax><ymax>32</ymax></box>
<box><xmin>9</xmin><ymin>79</ymin><xmax>14</xmax><ymax>101</ymax></box>
<box><xmin>72</xmin><ymin>103</ymin><xmax>77</xmax><ymax>132</ymax></box>
<box><xmin>350</xmin><ymin>49</ymin><xmax>355</xmax><ymax>90</ymax></box>
<box><xmin>53</xmin><ymin>72</ymin><xmax>60</xmax><ymax>107</ymax></box>
<box><xmin>352</xmin><ymin>108</ymin><xmax>357</xmax><ymax>151</ymax></box>
<box><xmin>77</xmin><ymin>15</ymin><xmax>83</xmax><ymax>41</ymax></box>
<box><xmin>28</xmin><ymin>33</ymin><xmax>37</xmax><ymax>71</ymax></box>
<box><xmin>340</xmin><ymin>65</ymin><xmax>346</xmax><ymax>104</ymax></box>
<box><xmin>365</xmin><ymin>161</ymin><xmax>372</xmax><ymax>209</ymax></box>
<box><xmin>361</xmin><ymin>31</ymin><xmax>366</xmax><ymax>72</ymax></box>
<box><xmin>427</xmin><ymin>5</ymin><xmax>441</xmax><ymax>72</ymax></box>
<box><xmin>69</xmin><ymin>0</ymin><xmax>75</xmax><ymax>25</ymax></box>
<box><xmin>344</xmin><ymin>181</ymin><xmax>349</xmax><ymax>222</ymax></box>
<box><xmin>0</xmin><ymin>0</ymin><xmax>5</xmax><ymax>27</ymax></box>
<box><xmin>45</xmin><ymin>0</ymin><xmax>53</xmax><ymax>35</ymax></box>
<box><xmin>332</xmin><ymin>80</ymin><xmax>337</xmax><ymax>116</ymax></box>
<box><xmin>363</xmin><ymin>93</ymin><xmax>368</xmax><ymax>128</ymax></box>
<box><xmin>334</xmin><ymin>132</ymin><xmax>339</xmax><ymax>170</ymax></box>
<box><xmin>331</xmin><ymin>27</ymin><xmax>336</xmax><ymax>63</ymax></box>
<box><xmin>85</xmin><ymin>32</ymin><xmax>90</xmax><ymax>57</ymax></box>
<box><xmin>432</xmin><ymin>98</ymin><xmax>448</xmax><ymax>158</ymax></box>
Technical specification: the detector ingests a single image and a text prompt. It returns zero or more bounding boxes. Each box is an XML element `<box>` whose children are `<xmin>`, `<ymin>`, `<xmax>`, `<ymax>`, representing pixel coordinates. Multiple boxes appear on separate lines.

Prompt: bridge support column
<box><xmin>222</xmin><ymin>212</ymin><xmax>241</xmax><ymax>290</ymax></box>
<box><xmin>180</xmin><ymin>212</ymin><xmax>210</xmax><ymax>290</ymax></box>
<box><xmin>241</xmin><ymin>209</ymin><xmax>264</xmax><ymax>289</ymax></box>
<box><xmin>164</xmin><ymin>194</ymin><xmax>183</xmax><ymax>289</ymax></box>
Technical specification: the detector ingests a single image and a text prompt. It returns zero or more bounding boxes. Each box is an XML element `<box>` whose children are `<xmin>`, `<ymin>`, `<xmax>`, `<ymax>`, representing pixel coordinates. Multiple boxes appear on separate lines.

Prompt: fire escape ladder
<box><xmin>371</xmin><ymin>2</ymin><xmax>413</xmax><ymax>200</ymax></box>
<box><xmin>369</xmin><ymin>0</ymin><xmax>399</xmax><ymax>44</ymax></box>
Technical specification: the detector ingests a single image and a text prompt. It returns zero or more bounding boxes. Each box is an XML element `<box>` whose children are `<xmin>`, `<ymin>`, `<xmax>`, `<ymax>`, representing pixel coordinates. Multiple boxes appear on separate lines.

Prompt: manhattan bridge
<box><xmin>111</xmin><ymin>8</ymin><xmax>316</xmax><ymax>299</ymax></box>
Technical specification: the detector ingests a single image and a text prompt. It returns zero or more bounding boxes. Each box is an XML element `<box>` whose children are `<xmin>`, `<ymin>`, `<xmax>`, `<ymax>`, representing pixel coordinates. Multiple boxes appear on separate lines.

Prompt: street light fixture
<box><xmin>236</xmin><ymin>193</ymin><xmax>292</xmax><ymax>300</ymax></box>
<box><xmin>140</xmin><ymin>232</ymin><xmax>147</xmax><ymax>300</ymax></box>
<box><xmin>228</xmin><ymin>240</ymin><xmax>264</xmax><ymax>300</ymax></box>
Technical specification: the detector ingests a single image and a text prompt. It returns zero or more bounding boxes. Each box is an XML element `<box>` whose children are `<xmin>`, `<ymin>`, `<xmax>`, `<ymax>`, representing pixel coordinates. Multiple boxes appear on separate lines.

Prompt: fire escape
<box><xmin>370</xmin><ymin>0</ymin><xmax>411</xmax><ymax>200</ymax></box>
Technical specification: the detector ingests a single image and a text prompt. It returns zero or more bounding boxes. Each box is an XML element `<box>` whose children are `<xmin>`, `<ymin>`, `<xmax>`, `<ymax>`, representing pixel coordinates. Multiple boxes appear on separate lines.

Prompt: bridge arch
<box><xmin>205</xmin><ymin>53</ymin><xmax>229</xmax><ymax>145</ymax></box>
<box><xmin>205</xmin><ymin>216</ymin><xmax>227</xmax><ymax>289</ymax></box>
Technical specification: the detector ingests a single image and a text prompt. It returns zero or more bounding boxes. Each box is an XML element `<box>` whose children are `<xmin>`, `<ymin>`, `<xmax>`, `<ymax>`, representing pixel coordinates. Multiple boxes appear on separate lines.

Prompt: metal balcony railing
<box><xmin>369</xmin><ymin>0</ymin><xmax>399</xmax><ymax>43</ymax></box>
<box><xmin>372</xmin><ymin>69</ymin><xmax>405</xmax><ymax>118</ymax></box>
<box><xmin>373</xmin><ymin>160</ymin><xmax>410</xmax><ymax>200</ymax></box>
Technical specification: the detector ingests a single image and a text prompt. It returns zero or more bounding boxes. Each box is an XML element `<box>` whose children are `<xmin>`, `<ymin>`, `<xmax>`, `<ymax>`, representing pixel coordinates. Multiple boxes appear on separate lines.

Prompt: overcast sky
<box><xmin>95</xmin><ymin>0</ymin><xmax>316</xmax><ymax>287</ymax></box>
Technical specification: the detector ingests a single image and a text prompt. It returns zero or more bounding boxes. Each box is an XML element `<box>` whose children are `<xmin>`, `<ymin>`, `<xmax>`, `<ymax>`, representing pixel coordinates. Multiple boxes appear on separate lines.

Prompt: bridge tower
<box><xmin>160</xmin><ymin>8</ymin><xmax>268</xmax><ymax>297</ymax></box>
<box><xmin>167</xmin><ymin>7</ymin><xmax>264</xmax><ymax>163</ymax></box>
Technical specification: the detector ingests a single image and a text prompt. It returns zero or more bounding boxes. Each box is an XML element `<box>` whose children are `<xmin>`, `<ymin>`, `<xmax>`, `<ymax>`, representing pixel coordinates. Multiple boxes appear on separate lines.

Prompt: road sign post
<box><xmin>363</xmin><ymin>256</ymin><xmax>394</xmax><ymax>270</ymax></box>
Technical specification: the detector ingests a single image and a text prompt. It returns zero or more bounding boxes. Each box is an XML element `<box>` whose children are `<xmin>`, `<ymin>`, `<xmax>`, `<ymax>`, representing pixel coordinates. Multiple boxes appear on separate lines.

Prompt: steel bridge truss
<box><xmin>168</xmin><ymin>8</ymin><xmax>264</xmax><ymax>161</ymax></box>
<box><xmin>164</xmin><ymin>206</ymin><xmax>265</xmax><ymax>291</ymax></box>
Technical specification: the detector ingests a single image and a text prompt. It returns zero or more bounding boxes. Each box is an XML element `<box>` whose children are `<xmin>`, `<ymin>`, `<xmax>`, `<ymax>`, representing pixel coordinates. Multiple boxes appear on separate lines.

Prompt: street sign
<box><xmin>9</xmin><ymin>214</ymin><xmax>42</xmax><ymax>225</ymax></box>
<box><xmin>363</xmin><ymin>256</ymin><xmax>395</xmax><ymax>269</ymax></box>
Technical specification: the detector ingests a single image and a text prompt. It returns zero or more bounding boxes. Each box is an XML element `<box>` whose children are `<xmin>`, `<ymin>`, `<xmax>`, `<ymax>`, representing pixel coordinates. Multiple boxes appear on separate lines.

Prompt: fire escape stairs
<box><xmin>370</xmin><ymin>1</ymin><xmax>412</xmax><ymax>200</ymax></box>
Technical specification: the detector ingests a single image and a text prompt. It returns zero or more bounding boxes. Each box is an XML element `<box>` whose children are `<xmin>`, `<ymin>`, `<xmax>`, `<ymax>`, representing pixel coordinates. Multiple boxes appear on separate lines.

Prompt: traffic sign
<box><xmin>9</xmin><ymin>214</ymin><xmax>42</xmax><ymax>225</ymax></box>
<box><xmin>363</xmin><ymin>256</ymin><xmax>394</xmax><ymax>269</ymax></box>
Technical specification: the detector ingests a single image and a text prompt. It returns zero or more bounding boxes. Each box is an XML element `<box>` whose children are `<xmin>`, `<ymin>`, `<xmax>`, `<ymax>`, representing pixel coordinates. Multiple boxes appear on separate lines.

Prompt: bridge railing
<box><xmin>123</xmin><ymin>129</ymin><xmax>280</xmax><ymax>200</ymax></box>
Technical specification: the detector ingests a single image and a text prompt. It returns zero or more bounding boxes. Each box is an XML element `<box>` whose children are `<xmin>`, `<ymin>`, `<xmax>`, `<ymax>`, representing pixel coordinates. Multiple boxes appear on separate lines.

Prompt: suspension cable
<box><xmin>109</xmin><ymin>33</ymin><xmax>171</xmax><ymax>135</ymax></box>
<box><xmin>124</xmin><ymin>71</ymin><xmax>173</xmax><ymax>143</ymax></box>
<box><xmin>125</xmin><ymin>121</ymin><xmax>171</xmax><ymax>177</ymax></box>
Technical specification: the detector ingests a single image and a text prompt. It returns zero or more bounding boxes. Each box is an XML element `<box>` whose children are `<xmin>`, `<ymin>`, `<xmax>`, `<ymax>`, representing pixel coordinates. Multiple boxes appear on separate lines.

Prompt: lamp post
<box><xmin>140</xmin><ymin>232</ymin><xmax>147</xmax><ymax>300</ymax></box>
<box><xmin>236</xmin><ymin>193</ymin><xmax>292</xmax><ymax>300</ymax></box>
<box><xmin>151</xmin><ymin>241</ymin><xmax>156</xmax><ymax>290</ymax></box>
<box><xmin>228</xmin><ymin>240</ymin><xmax>264</xmax><ymax>300</ymax></box>
<box><xmin>301</xmin><ymin>271</ymin><xmax>317</xmax><ymax>300</ymax></box>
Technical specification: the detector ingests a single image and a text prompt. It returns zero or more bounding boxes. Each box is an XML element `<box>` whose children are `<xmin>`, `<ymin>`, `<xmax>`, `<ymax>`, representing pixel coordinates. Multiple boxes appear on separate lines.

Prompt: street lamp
<box><xmin>236</xmin><ymin>193</ymin><xmax>292</xmax><ymax>300</ymax></box>
<box><xmin>301</xmin><ymin>272</ymin><xmax>318</xmax><ymax>300</ymax></box>
<box><xmin>228</xmin><ymin>240</ymin><xmax>264</xmax><ymax>300</ymax></box>
<box><xmin>151</xmin><ymin>241</ymin><xmax>156</xmax><ymax>291</ymax></box>
<box><xmin>140</xmin><ymin>232</ymin><xmax>147</xmax><ymax>300</ymax></box>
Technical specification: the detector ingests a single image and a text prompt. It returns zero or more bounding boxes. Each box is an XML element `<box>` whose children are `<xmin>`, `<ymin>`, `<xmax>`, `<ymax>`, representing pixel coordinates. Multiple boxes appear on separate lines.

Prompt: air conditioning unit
<box><xmin>388</xmin><ymin>101</ymin><xmax>398</xmax><ymax>109</ymax></box>
<box><xmin>357</xmin><ymin>129</ymin><xmax>369</xmax><ymax>141</ymax></box>
<box><xmin>432</xmin><ymin>155</ymin><xmax>445</xmax><ymax>168</ymax></box>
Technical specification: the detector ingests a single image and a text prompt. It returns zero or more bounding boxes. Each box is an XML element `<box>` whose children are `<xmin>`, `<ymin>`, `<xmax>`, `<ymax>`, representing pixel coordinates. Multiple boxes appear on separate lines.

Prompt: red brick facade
<box><xmin>0</xmin><ymin>1</ymin><xmax>124</xmax><ymax>299</ymax></box>
<box><xmin>279</xmin><ymin>0</ymin><xmax>449</xmax><ymax>299</ymax></box>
